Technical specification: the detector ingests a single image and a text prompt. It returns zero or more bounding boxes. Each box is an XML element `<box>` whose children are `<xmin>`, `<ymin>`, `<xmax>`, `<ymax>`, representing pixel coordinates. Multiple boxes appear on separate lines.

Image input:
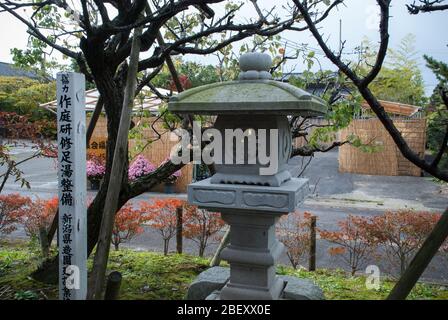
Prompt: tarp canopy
<box><xmin>39</xmin><ymin>87</ymin><xmax>172</xmax><ymax>114</ymax></box>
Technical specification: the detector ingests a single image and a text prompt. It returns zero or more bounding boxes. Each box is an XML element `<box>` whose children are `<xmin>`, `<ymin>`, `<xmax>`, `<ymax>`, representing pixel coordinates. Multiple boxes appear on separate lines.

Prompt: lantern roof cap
<box><xmin>168</xmin><ymin>52</ymin><xmax>327</xmax><ymax>116</ymax></box>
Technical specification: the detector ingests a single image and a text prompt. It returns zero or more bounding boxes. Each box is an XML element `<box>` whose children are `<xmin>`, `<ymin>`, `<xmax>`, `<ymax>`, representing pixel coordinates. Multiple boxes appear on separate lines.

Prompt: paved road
<box><xmin>2</xmin><ymin>142</ymin><xmax>448</xmax><ymax>283</ymax></box>
<box><xmin>290</xmin><ymin>149</ymin><xmax>447</xmax><ymax>211</ymax></box>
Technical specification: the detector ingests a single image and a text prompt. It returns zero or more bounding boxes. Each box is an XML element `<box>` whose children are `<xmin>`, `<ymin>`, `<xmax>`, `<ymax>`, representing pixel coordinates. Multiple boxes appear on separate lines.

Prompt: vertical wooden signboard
<box><xmin>57</xmin><ymin>72</ymin><xmax>87</xmax><ymax>300</ymax></box>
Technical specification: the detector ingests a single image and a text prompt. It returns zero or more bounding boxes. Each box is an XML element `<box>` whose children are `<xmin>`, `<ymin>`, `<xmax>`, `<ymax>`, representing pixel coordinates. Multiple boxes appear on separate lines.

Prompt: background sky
<box><xmin>0</xmin><ymin>0</ymin><xmax>446</xmax><ymax>96</ymax></box>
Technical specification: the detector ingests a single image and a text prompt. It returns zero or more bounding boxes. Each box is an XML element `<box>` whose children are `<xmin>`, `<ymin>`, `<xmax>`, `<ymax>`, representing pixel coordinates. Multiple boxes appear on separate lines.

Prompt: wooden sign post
<box><xmin>57</xmin><ymin>72</ymin><xmax>87</xmax><ymax>300</ymax></box>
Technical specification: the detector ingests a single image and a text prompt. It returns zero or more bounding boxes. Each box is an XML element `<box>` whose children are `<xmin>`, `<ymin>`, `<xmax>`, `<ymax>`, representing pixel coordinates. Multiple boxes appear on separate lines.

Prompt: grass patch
<box><xmin>277</xmin><ymin>266</ymin><xmax>448</xmax><ymax>300</ymax></box>
<box><xmin>1</xmin><ymin>239</ymin><xmax>447</xmax><ymax>300</ymax></box>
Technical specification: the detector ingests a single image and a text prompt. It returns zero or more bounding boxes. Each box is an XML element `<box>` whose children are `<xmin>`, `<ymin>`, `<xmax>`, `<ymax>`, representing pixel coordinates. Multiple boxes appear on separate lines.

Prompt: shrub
<box><xmin>183</xmin><ymin>204</ymin><xmax>225</xmax><ymax>257</ymax></box>
<box><xmin>112</xmin><ymin>203</ymin><xmax>147</xmax><ymax>250</ymax></box>
<box><xmin>368</xmin><ymin>209</ymin><xmax>441</xmax><ymax>276</ymax></box>
<box><xmin>128</xmin><ymin>155</ymin><xmax>155</xmax><ymax>181</ymax></box>
<box><xmin>141</xmin><ymin>198</ymin><xmax>185</xmax><ymax>255</ymax></box>
<box><xmin>277</xmin><ymin>211</ymin><xmax>314</xmax><ymax>269</ymax></box>
<box><xmin>0</xmin><ymin>193</ymin><xmax>30</xmax><ymax>237</ymax></box>
<box><xmin>33</xmin><ymin>118</ymin><xmax>57</xmax><ymax>139</ymax></box>
<box><xmin>86</xmin><ymin>156</ymin><xmax>106</xmax><ymax>181</ymax></box>
<box><xmin>0</xmin><ymin>112</ymin><xmax>39</xmax><ymax>139</ymax></box>
<box><xmin>21</xmin><ymin>197</ymin><xmax>57</xmax><ymax>239</ymax></box>
<box><xmin>0</xmin><ymin>111</ymin><xmax>55</xmax><ymax>139</ymax></box>
<box><xmin>319</xmin><ymin>215</ymin><xmax>379</xmax><ymax>276</ymax></box>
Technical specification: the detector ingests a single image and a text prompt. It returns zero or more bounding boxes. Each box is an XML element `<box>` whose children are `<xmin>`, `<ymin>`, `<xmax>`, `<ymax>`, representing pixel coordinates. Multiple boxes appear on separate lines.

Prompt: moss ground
<box><xmin>1</xmin><ymin>239</ymin><xmax>447</xmax><ymax>300</ymax></box>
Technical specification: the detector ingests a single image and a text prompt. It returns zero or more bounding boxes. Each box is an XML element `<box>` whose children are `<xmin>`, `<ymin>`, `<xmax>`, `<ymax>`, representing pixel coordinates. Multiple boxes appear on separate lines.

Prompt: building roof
<box><xmin>361</xmin><ymin>100</ymin><xmax>421</xmax><ymax>117</ymax></box>
<box><xmin>0</xmin><ymin>62</ymin><xmax>39</xmax><ymax>79</ymax></box>
<box><xmin>39</xmin><ymin>87</ymin><xmax>172</xmax><ymax>114</ymax></box>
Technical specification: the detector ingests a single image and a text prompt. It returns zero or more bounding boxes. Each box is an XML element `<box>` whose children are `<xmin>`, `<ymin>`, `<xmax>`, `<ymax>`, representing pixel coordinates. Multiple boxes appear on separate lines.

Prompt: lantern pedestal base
<box><xmin>187</xmin><ymin>267</ymin><xmax>324</xmax><ymax>300</ymax></box>
<box><xmin>218</xmin><ymin>209</ymin><xmax>285</xmax><ymax>300</ymax></box>
<box><xmin>187</xmin><ymin>177</ymin><xmax>311</xmax><ymax>300</ymax></box>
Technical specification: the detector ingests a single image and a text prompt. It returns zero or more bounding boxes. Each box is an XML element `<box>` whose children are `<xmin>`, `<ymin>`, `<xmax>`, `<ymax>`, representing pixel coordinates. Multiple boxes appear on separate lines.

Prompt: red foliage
<box><xmin>319</xmin><ymin>210</ymin><xmax>444</xmax><ymax>277</ymax></box>
<box><xmin>0</xmin><ymin>193</ymin><xmax>31</xmax><ymax>236</ymax></box>
<box><xmin>140</xmin><ymin>198</ymin><xmax>185</xmax><ymax>255</ymax></box>
<box><xmin>367</xmin><ymin>209</ymin><xmax>442</xmax><ymax>276</ymax></box>
<box><xmin>169</xmin><ymin>74</ymin><xmax>192</xmax><ymax>91</ymax></box>
<box><xmin>319</xmin><ymin>214</ymin><xmax>378</xmax><ymax>276</ymax></box>
<box><xmin>0</xmin><ymin>112</ymin><xmax>39</xmax><ymax>139</ymax></box>
<box><xmin>277</xmin><ymin>211</ymin><xmax>314</xmax><ymax>269</ymax></box>
<box><xmin>183</xmin><ymin>204</ymin><xmax>225</xmax><ymax>257</ymax></box>
<box><xmin>112</xmin><ymin>203</ymin><xmax>147</xmax><ymax>250</ymax></box>
<box><xmin>22</xmin><ymin>196</ymin><xmax>58</xmax><ymax>238</ymax></box>
<box><xmin>0</xmin><ymin>111</ymin><xmax>56</xmax><ymax>140</ymax></box>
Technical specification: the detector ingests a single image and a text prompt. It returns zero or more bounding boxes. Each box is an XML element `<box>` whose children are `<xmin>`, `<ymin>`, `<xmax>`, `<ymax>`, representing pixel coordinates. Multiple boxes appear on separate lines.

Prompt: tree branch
<box><xmin>360</xmin><ymin>0</ymin><xmax>390</xmax><ymax>86</ymax></box>
<box><xmin>0</xmin><ymin>2</ymin><xmax>79</xmax><ymax>60</ymax></box>
<box><xmin>407</xmin><ymin>0</ymin><xmax>448</xmax><ymax>14</ymax></box>
<box><xmin>291</xmin><ymin>141</ymin><xmax>349</xmax><ymax>157</ymax></box>
<box><xmin>293</xmin><ymin>0</ymin><xmax>361</xmax><ymax>85</ymax></box>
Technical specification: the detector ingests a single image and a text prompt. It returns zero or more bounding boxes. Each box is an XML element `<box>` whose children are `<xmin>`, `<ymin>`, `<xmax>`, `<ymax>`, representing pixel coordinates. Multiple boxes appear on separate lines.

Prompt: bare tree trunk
<box><xmin>88</xmin><ymin>23</ymin><xmax>143</xmax><ymax>300</ymax></box>
<box><xmin>164</xmin><ymin>239</ymin><xmax>169</xmax><ymax>256</ymax></box>
<box><xmin>104</xmin><ymin>271</ymin><xmax>122</xmax><ymax>300</ymax></box>
<box><xmin>199</xmin><ymin>243</ymin><xmax>205</xmax><ymax>257</ymax></box>
<box><xmin>39</xmin><ymin>227</ymin><xmax>49</xmax><ymax>258</ymax></box>
<box><xmin>287</xmin><ymin>253</ymin><xmax>298</xmax><ymax>270</ymax></box>
<box><xmin>308</xmin><ymin>216</ymin><xmax>316</xmax><ymax>271</ymax></box>
<box><xmin>176</xmin><ymin>206</ymin><xmax>183</xmax><ymax>254</ymax></box>
<box><xmin>400</xmin><ymin>255</ymin><xmax>407</xmax><ymax>277</ymax></box>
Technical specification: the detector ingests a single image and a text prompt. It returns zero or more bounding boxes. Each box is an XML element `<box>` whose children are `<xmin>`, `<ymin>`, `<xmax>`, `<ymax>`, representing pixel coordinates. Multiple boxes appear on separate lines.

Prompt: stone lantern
<box><xmin>168</xmin><ymin>52</ymin><xmax>327</xmax><ymax>300</ymax></box>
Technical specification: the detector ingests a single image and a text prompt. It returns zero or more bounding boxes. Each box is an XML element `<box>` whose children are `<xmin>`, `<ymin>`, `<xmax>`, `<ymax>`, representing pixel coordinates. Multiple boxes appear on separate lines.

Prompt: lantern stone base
<box><xmin>187</xmin><ymin>177</ymin><xmax>311</xmax><ymax>300</ymax></box>
<box><xmin>187</xmin><ymin>267</ymin><xmax>324</xmax><ymax>300</ymax></box>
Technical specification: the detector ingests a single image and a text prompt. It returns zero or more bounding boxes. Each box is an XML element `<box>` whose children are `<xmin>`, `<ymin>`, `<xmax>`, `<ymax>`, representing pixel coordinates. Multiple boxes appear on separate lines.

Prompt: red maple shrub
<box><xmin>22</xmin><ymin>196</ymin><xmax>58</xmax><ymax>239</ymax></box>
<box><xmin>111</xmin><ymin>203</ymin><xmax>147</xmax><ymax>250</ymax></box>
<box><xmin>367</xmin><ymin>209</ymin><xmax>441</xmax><ymax>276</ymax></box>
<box><xmin>319</xmin><ymin>214</ymin><xmax>379</xmax><ymax>276</ymax></box>
<box><xmin>141</xmin><ymin>198</ymin><xmax>185</xmax><ymax>255</ymax></box>
<box><xmin>277</xmin><ymin>211</ymin><xmax>314</xmax><ymax>269</ymax></box>
<box><xmin>0</xmin><ymin>193</ymin><xmax>30</xmax><ymax>237</ymax></box>
<box><xmin>0</xmin><ymin>112</ymin><xmax>39</xmax><ymax>139</ymax></box>
<box><xmin>183</xmin><ymin>204</ymin><xmax>225</xmax><ymax>257</ymax></box>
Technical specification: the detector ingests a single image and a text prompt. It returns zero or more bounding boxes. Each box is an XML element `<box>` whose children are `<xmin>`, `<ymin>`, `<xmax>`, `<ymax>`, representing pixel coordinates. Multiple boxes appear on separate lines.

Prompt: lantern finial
<box><xmin>238</xmin><ymin>52</ymin><xmax>272</xmax><ymax>80</ymax></box>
